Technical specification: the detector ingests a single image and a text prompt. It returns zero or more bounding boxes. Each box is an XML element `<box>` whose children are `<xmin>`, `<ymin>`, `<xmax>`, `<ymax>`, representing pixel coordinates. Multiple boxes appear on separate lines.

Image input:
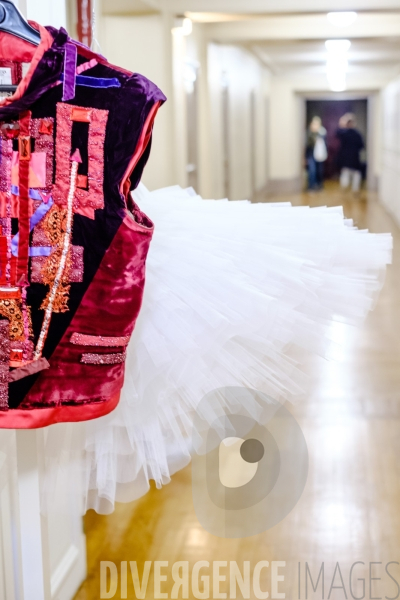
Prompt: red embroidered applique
<box><xmin>30</xmin><ymin>117</ymin><xmax>54</xmax><ymax>191</ymax></box>
<box><xmin>53</xmin><ymin>103</ymin><xmax>108</xmax><ymax>218</ymax></box>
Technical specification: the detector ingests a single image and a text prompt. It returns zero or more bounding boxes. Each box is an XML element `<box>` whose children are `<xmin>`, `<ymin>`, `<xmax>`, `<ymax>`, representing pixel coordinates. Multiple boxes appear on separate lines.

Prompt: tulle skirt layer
<box><xmin>42</xmin><ymin>185</ymin><xmax>392</xmax><ymax>514</ymax></box>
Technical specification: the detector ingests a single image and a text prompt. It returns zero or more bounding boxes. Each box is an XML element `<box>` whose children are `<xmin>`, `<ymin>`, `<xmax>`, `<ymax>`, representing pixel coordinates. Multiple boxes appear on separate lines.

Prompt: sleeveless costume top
<box><xmin>0</xmin><ymin>24</ymin><xmax>165</xmax><ymax>428</ymax></box>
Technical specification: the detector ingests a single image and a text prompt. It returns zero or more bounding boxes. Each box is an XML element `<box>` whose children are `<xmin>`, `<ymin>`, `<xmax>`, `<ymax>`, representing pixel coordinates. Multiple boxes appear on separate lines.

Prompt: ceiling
<box><xmin>102</xmin><ymin>0</ymin><xmax>400</xmax><ymax>16</ymax></box>
<box><xmin>252</xmin><ymin>38</ymin><xmax>400</xmax><ymax>76</ymax></box>
<box><xmin>101</xmin><ymin>0</ymin><xmax>159</xmax><ymax>15</ymax></box>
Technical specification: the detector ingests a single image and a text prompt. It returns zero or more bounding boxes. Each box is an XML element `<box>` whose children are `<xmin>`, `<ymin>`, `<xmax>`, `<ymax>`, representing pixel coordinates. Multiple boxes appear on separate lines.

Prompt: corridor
<box><xmin>74</xmin><ymin>184</ymin><xmax>400</xmax><ymax>599</ymax></box>
<box><xmin>0</xmin><ymin>2</ymin><xmax>399</xmax><ymax>600</ymax></box>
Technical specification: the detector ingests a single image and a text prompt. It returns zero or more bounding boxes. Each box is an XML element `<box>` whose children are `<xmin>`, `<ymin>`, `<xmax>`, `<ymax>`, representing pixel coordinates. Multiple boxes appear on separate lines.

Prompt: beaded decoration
<box><xmin>80</xmin><ymin>351</ymin><xmax>127</xmax><ymax>365</ymax></box>
<box><xmin>0</xmin><ymin>320</ymin><xmax>9</xmax><ymax>410</ymax></box>
<box><xmin>34</xmin><ymin>153</ymin><xmax>80</xmax><ymax>360</ymax></box>
<box><xmin>70</xmin><ymin>333</ymin><xmax>130</xmax><ymax>346</ymax></box>
<box><xmin>52</xmin><ymin>103</ymin><xmax>108</xmax><ymax>219</ymax></box>
<box><xmin>29</xmin><ymin>118</ymin><xmax>54</xmax><ymax>192</ymax></box>
<box><xmin>0</xmin><ymin>137</ymin><xmax>12</xmax><ymax>194</ymax></box>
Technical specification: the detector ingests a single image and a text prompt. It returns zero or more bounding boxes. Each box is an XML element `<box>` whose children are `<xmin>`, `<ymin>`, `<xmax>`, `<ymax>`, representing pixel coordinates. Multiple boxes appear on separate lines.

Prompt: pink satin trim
<box><xmin>0</xmin><ymin>391</ymin><xmax>120</xmax><ymax>429</ymax></box>
<box><xmin>76</xmin><ymin>58</ymin><xmax>98</xmax><ymax>74</ymax></box>
<box><xmin>119</xmin><ymin>101</ymin><xmax>161</xmax><ymax>195</ymax></box>
<box><xmin>70</xmin><ymin>332</ymin><xmax>130</xmax><ymax>346</ymax></box>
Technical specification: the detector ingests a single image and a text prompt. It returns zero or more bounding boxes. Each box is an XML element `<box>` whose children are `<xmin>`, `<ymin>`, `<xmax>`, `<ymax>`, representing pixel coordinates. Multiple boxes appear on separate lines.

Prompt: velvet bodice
<box><xmin>0</xmin><ymin>24</ymin><xmax>165</xmax><ymax>428</ymax></box>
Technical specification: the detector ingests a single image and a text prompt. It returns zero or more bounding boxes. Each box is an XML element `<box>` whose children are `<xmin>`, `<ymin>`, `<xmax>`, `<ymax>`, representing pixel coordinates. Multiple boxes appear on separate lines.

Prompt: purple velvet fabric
<box><xmin>61</xmin><ymin>73</ymin><xmax>121</xmax><ymax>88</ymax></box>
<box><xmin>61</xmin><ymin>41</ymin><xmax>77</xmax><ymax>101</ymax></box>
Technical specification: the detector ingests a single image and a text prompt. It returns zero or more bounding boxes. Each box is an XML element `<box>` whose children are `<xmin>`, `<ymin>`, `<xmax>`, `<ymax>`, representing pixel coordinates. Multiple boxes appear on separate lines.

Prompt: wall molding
<box><xmin>254</xmin><ymin>176</ymin><xmax>303</xmax><ymax>200</ymax></box>
<box><xmin>0</xmin><ymin>432</ymin><xmax>86</xmax><ymax>600</ymax></box>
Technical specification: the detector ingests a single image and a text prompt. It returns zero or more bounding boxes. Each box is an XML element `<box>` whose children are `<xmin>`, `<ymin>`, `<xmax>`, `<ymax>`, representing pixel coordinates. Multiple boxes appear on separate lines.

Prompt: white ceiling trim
<box><xmin>164</xmin><ymin>0</ymin><xmax>400</xmax><ymax>14</ymax></box>
<box><xmin>101</xmin><ymin>0</ymin><xmax>161</xmax><ymax>15</ymax></box>
<box><xmin>204</xmin><ymin>12</ymin><xmax>400</xmax><ymax>42</ymax></box>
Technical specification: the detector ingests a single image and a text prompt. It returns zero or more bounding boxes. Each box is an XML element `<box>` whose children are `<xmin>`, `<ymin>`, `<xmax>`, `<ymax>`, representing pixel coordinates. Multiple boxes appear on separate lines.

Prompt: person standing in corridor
<box><xmin>305</xmin><ymin>116</ymin><xmax>328</xmax><ymax>192</ymax></box>
<box><xmin>336</xmin><ymin>113</ymin><xmax>365</xmax><ymax>194</ymax></box>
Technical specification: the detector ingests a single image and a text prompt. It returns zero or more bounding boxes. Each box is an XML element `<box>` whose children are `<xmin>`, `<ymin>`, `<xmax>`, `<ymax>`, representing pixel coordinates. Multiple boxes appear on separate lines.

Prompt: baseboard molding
<box><xmin>51</xmin><ymin>536</ymin><xmax>86</xmax><ymax>600</ymax></box>
<box><xmin>367</xmin><ymin>174</ymin><xmax>379</xmax><ymax>192</ymax></box>
<box><xmin>263</xmin><ymin>177</ymin><xmax>303</xmax><ymax>197</ymax></box>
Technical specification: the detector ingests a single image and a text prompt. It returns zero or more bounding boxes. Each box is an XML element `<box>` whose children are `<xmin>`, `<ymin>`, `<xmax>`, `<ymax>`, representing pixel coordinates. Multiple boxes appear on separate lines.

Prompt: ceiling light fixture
<box><xmin>327</xmin><ymin>11</ymin><xmax>358</xmax><ymax>28</ymax></box>
<box><xmin>325</xmin><ymin>39</ymin><xmax>352</xmax><ymax>53</ymax></box>
<box><xmin>325</xmin><ymin>39</ymin><xmax>351</xmax><ymax>92</ymax></box>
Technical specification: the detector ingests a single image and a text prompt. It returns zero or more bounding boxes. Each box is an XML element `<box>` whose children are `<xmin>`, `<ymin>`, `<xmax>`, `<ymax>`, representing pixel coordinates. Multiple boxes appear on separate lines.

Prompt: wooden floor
<box><xmin>74</xmin><ymin>183</ymin><xmax>400</xmax><ymax>600</ymax></box>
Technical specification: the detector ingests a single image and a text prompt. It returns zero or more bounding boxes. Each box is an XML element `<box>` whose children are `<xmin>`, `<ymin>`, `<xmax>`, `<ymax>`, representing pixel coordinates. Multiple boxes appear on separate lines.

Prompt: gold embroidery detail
<box><xmin>0</xmin><ymin>298</ymin><xmax>32</xmax><ymax>341</ymax></box>
<box><xmin>39</xmin><ymin>205</ymin><xmax>72</xmax><ymax>313</ymax></box>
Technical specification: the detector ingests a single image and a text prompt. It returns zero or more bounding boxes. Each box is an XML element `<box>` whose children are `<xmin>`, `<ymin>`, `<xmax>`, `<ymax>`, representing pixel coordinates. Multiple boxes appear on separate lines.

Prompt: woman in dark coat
<box><xmin>336</xmin><ymin>113</ymin><xmax>364</xmax><ymax>193</ymax></box>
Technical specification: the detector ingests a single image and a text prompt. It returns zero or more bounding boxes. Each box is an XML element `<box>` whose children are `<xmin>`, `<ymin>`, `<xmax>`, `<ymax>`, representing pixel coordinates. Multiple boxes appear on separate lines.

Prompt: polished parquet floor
<box><xmin>74</xmin><ymin>183</ymin><xmax>400</xmax><ymax>599</ymax></box>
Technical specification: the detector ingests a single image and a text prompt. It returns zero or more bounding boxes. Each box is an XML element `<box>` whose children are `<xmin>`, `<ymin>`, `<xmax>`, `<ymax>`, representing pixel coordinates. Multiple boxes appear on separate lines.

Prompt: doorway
<box><xmin>222</xmin><ymin>82</ymin><xmax>230</xmax><ymax>199</ymax></box>
<box><xmin>185</xmin><ymin>62</ymin><xmax>199</xmax><ymax>192</ymax></box>
<box><xmin>306</xmin><ymin>99</ymin><xmax>368</xmax><ymax>181</ymax></box>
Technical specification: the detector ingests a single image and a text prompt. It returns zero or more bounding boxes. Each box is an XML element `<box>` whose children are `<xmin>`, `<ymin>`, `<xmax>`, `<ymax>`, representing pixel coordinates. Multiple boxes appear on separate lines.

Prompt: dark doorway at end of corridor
<box><xmin>306</xmin><ymin>98</ymin><xmax>368</xmax><ymax>181</ymax></box>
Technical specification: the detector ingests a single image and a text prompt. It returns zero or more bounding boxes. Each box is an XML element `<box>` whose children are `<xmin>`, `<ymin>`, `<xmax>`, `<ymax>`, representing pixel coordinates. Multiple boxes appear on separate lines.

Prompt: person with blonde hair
<box><xmin>336</xmin><ymin>113</ymin><xmax>364</xmax><ymax>194</ymax></box>
<box><xmin>305</xmin><ymin>116</ymin><xmax>328</xmax><ymax>191</ymax></box>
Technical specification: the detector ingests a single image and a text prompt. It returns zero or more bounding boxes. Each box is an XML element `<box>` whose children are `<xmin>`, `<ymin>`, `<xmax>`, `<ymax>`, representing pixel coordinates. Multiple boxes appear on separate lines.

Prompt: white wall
<box><xmin>209</xmin><ymin>45</ymin><xmax>269</xmax><ymax>199</ymax></box>
<box><xmin>98</xmin><ymin>15</ymin><xmax>271</xmax><ymax>199</ymax></box>
<box><xmin>98</xmin><ymin>14</ymin><xmax>176</xmax><ymax>190</ymax></box>
<box><xmin>16</xmin><ymin>0</ymin><xmax>67</xmax><ymax>29</ymax></box>
<box><xmin>269</xmin><ymin>78</ymin><xmax>301</xmax><ymax>183</ymax></box>
<box><xmin>0</xmin><ymin>430</ymin><xmax>86</xmax><ymax>600</ymax></box>
<box><xmin>204</xmin><ymin>44</ymin><xmax>270</xmax><ymax>199</ymax></box>
<box><xmin>380</xmin><ymin>75</ymin><xmax>400</xmax><ymax>224</ymax></box>
<box><xmin>172</xmin><ymin>31</ymin><xmax>271</xmax><ymax>199</ymax></box>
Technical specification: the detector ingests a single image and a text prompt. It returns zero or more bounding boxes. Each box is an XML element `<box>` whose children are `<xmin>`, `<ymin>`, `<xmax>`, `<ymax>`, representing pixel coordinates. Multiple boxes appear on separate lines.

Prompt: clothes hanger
<box><xmin>0</xmin><ymin>1</ymin><xmax>40</xmax><ymax>46</ymax></box>
<box><xmin>0</xmin><ymin>0</ymin><xmax>40</xmax><ymax>94</ymax></box>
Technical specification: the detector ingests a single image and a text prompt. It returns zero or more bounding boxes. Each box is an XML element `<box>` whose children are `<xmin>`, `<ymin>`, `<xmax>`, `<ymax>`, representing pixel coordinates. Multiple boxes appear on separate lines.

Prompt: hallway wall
<box><xmin>269</xmin><ymin>78</ymin><xmax>304</xmax><ymax>192</ymax></box>
<box><xmin>205</xmin><ymin>43</ymin><xmax>270</xmax><ymax>199</ymax></box>
<box><xmin>97</xmin><ymin>15</ymin><xmax>271</xmax><ymax>198</ymax></box>
<box><xmin>99</xmin><ymin>14</ymin><xmax>176</xmax><ymax>191</ymax></box>
<box><xmin>15</xmin><ymin>0</ymin><xmax>67</xmax><ymax>28</ymax></box>
<box><xmin>380</xmin><ymin>75</ymin><xmax>400</xmax><ymax>224</ymax></box>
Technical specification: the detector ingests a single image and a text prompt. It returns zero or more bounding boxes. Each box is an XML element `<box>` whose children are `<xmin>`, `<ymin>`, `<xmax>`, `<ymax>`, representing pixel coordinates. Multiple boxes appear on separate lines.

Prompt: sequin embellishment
<box><xmin>30</xmin><ymin>117</ymin><xmax>54</xmax><ymax>192</ymax></box>
<box><xmin>70</xmin><ymin>333</ymin><xmax>130</xmax><ymax>346</ymax></box>
<box><xmin>0</xmin><ymin>320</ymin><xmax>9</xmax><ymax>410</ymax></box>
<box><xmin>53</xmin><ymin>103</ymin><xmax>108</xmax><ymax>218</ymax></box>
<box><xmin>34</xmin><ymin>154</ymin><xmax>80</xmax><ymax>359</ymax></box>
<box><xmin>80</xmin><ymin>352</ymin><xmax>126</xmax><ymax>365</ymax></box>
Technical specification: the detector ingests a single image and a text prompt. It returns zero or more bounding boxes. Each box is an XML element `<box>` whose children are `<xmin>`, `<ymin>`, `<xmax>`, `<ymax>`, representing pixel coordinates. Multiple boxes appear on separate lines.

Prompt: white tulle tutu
<box><xmin>42</xmin><ymin>184</ymin><xmax>392</xmax><ymax>514</ymax></box>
